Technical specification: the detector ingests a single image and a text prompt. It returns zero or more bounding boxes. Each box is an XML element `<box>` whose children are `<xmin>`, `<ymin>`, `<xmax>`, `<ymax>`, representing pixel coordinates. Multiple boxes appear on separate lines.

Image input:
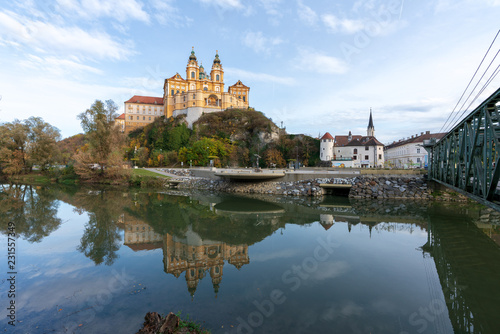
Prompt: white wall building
<box><xmin>319</xmin><ymin>110</ymin><xmax>384</xmax><ymax>168</ymax></box>
<box><xmin>384</xmin><ymin>131</ymin><xmax>446</xmax><ymax>168</ymax></box>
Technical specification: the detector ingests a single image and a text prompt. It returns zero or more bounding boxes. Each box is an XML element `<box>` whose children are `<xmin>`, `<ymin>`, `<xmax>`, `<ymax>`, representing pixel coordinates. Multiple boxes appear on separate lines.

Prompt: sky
<box><xmin>0</xmin><ymin>0</ymin><xmax>499</xmax><ymax>144</ymax></box>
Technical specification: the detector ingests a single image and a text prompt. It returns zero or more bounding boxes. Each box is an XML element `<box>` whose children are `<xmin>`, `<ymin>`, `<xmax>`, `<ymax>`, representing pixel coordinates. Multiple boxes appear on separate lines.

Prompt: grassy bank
<box><xmin>2</xmin><ymin>168</ymin><xmax>170</xmax><ymax>188</ymax></box>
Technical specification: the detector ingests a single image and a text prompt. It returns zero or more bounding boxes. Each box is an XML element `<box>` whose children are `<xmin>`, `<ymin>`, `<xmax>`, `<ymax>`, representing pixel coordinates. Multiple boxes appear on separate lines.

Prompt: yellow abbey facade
<box><xmin>163</xmin><ymin>48</ymin><xmax>250</xmax><ymax>127</ymax></box>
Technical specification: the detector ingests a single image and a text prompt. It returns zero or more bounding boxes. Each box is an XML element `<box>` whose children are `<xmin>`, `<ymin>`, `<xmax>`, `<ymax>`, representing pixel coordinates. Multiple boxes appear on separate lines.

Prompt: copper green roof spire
<box><xmin>189</xmin><ymin>46</ymin><xmax>197</xmax><ymax>61</ymax></box>
<box><xmin>213</xmin><ymin>50</ymin><xmax>221</xmax><ymax>65</ymax></box>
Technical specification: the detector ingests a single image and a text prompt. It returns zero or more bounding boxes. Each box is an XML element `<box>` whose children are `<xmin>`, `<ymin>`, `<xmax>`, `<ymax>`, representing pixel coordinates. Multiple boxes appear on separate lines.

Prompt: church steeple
<box><xmin>367</xmin><ymin>108</ymin><xmax>375</xmax><ymax>137</ymax></box>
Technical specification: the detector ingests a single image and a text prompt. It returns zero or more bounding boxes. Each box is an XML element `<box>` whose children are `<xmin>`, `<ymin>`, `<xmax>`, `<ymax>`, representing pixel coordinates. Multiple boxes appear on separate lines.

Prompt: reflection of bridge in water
<box><xmin>423</xmin><ymin>206</ymin><xmax>500</xmax><ymax>333</ymax></box>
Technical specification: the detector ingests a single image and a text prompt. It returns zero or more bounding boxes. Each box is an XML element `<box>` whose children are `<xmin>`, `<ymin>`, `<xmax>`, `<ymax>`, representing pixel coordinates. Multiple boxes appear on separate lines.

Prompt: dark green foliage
<box><xmin>128</xmin><ymin>108</ymin><xmax>320</xmax><ymax>167</ymax></box>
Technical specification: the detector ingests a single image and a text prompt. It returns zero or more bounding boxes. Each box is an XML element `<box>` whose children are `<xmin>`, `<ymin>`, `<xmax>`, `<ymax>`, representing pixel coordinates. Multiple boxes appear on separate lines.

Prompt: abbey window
<box><xmin>216</xmin><ymin>74</ymin><xmax>220</xmax><ymax>81</ymax></box>
<box><xmin>191</xmin><ymin>71</ymin><xmax>195</xmax><ymax>79</ymax></box>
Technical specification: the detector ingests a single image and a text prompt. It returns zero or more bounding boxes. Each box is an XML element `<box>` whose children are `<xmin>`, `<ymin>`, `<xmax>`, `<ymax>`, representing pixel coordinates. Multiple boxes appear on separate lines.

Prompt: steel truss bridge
<box><xmin>426</xmin><ymin>87</ymin><xmax>500</xmax><ymax>210</ymax></box>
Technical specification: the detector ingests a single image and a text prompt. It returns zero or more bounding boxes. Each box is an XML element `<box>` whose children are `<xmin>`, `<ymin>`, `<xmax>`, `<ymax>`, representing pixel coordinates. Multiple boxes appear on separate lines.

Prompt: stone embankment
<box><xmin>349</xmin><ymin>176</ymin><xmax>432</xmax><ymax>199</ymax></box>
<box><xmin>177</xmin><ymin>177</ymin><xmax>353</xmax><ymax>197</ymax></box>
<box><xmin>160</xmin><ymin>168</ymin><xmax>193</xmax><ymax>177</ymax></box>
<box><xmin>167</xmin><ymin>171</ymin><xmax>468</xmax><ymax>201</ymax></box>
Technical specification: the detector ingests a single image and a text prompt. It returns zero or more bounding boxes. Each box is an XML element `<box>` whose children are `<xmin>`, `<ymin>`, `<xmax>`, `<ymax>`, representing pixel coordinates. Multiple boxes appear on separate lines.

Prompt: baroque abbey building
<box><xmin>118</xmin><ymin>49</ymin><xmax>250</xmax><ymax>133</ymax></box>
<box><xmin>164</xmin><ymin>48</ymin><xmax>249</xmax><ymax>127</ymax></box>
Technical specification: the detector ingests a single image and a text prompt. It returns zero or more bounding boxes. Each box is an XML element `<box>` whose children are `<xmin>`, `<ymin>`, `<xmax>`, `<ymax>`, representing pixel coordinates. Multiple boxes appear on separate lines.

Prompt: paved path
<box><xmin>143</xmin><ymin>168</ymin><xmax>180</xmax><ymax>178</ymax></box>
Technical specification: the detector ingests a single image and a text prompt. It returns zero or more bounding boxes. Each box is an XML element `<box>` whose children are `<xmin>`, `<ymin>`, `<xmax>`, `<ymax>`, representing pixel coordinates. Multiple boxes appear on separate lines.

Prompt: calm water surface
<box><xmin>1</xmin><ymin>184</ymin><xmax>500</xmax><ymax>334</ymax></box>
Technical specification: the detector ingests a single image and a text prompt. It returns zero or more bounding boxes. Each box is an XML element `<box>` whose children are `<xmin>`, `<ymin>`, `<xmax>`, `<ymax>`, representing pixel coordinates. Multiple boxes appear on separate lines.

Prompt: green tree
<box><xmin>75</xmin><ymin>100</ymin><xmax>127</xmax><ymax>180</ymax></box>
<box><xmin>0</xmin><ymin>118</ymin><xmax>61</xmax><ymax>174</ymax></box>
<box><xmin>26</xmin><ymin>117</ymin><xmax>61</xmax><ymax>170</ymax></box>
<box><xmin>179</xmin><ymin>137</ymin><xmax>233</xmax><ymax>166</ymax></box>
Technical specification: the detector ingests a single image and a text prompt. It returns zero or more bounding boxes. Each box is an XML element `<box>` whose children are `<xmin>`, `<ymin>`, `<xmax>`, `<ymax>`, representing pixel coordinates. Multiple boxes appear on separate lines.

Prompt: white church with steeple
<box><xmin>320</xmin><ymin>110</ymin><xmax>384</xmax><ymax>168</ymax></box>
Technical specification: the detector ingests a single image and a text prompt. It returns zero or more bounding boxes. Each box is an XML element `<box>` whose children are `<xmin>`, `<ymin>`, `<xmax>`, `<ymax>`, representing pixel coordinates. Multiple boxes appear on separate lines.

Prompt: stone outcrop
<box><xmin>349</xmin><ymin>176</ymin><xmax>432</xmax><ymax>199</ymax></box>
<box><xmin>178</xmin><ymin>177</ymin><xmax>325</xmax><ymax>196</ymax></box>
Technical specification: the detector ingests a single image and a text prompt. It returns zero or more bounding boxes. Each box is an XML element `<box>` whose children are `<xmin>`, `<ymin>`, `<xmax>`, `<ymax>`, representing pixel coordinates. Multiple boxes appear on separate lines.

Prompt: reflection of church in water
<box><xmin>120</xmin><ymin>213</ymin><xmax>249</xmax><ymax>298</ymax></box>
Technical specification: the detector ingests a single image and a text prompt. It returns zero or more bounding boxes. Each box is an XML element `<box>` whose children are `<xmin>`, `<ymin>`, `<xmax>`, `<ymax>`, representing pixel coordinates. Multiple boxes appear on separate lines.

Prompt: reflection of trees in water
<box><xmin>69</xmin><ymin>188</ymin><xmax>131</xmax><ymax>266</ymax></box>
<box><xmin>0</xmin><ymin>184</ymin><xmax>61</xmax><ymax>242</ymax></box>
<box><xmin>126</xmin><ymin>193</ymin><xmax>286</xmax><ymax>246</ymax></box>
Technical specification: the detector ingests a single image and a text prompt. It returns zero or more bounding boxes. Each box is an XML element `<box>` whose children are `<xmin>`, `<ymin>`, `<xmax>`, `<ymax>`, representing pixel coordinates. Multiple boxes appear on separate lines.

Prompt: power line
<box><xmin>462</xmin><ymin>62</ymin><xmax>500</xmax><ymax>115</ymax></box>
<box><xmin>445</xmin><ymin>47</ymin><xmax>500</xmax><ymax>132</ymax></box>
<box><xmin>439</xmin><ymin>29</ymin><xmax>500</xmax><ymax>133</ymax></box>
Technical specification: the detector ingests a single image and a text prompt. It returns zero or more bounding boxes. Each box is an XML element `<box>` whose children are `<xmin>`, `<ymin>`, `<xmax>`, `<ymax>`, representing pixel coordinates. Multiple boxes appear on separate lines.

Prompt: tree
<box><xmin>25</xmin><ymin>117</ymin><xmax>61</xmax><ymax>170</ymax></box>
<box><xmin>0</xmin><ymin>118</ymin><xmax>60</xmax><ymax>174</ymax></box>
<box><xmin>263</xmin><ymin>148</ymin><xmax>286</xmax><ymax>168</ymax></box>
<box><xmin>75</xmin><ymin>100</ymin><xmax>127</xmax><ymax>180</ymax></box>
<box><xmin>178</xmin><ymin>137</ymin><xmax>233</xmax><ymax>166</ymax></box>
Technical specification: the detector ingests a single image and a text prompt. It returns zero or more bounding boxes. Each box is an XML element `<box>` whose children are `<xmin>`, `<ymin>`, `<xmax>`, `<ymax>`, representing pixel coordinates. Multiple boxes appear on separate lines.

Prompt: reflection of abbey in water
<box><xmin>163</xmin><ymin>226</ymin><xmax>249</xmax><ymax>298</ymax></box>
<box><xmin>120</xmin><ymin>213</ymin><xmax>249</xmax><ymax>298</ymax></box>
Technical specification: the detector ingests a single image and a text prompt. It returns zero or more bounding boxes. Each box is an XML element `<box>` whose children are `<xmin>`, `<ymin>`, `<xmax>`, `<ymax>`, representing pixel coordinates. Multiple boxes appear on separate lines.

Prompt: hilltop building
<box><xmin>320</xmin><ymin>110</ymin><xmax>384</xmax><ymax>168</ymax></box>
<box><xmin>163</xmin><ymin>48</ymin><xmax>250</xmax><ymax>128</ymax></box>
<box><xmin>121</xmin><ymin>96</ymin><xmax>164</xmax><ymax>134</ymax></box>
<box><xmin>115</xmin><ymin>113</ymin><xmax>125</xmax><ymax>133</ymax></box>
<box><xmin>384</xmin><ymin>131</ymin><xmax>446</xmax><ymax>168</ymax></box>
<box><xmin>118</xmin><ymin>48</ymin><xmax>250</xmax><ymax>133</ymax></box>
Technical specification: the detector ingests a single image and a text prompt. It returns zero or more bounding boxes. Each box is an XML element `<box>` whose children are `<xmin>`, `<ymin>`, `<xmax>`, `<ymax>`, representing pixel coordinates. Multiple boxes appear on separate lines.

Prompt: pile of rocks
<box><xmin>160</xmin><ymin>168</ymin><xmax>193</xmax><ymax>177</ymax></box>
<box><xmin>178</xmin><ymin>178</ymin><xmax>325</xmax><ymax>196</ymax></box>
<box><xmin>349</xmin><ymin>176</ymin><xmax>432</xmax><ymax>199</ymax></box>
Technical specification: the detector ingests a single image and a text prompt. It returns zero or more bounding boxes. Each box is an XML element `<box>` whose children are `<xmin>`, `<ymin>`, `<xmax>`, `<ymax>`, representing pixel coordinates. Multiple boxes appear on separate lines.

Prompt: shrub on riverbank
<box><xmin>136</xmin><ymin>312</ymin><xmax>210</xmax><ymax>334</ymax></box>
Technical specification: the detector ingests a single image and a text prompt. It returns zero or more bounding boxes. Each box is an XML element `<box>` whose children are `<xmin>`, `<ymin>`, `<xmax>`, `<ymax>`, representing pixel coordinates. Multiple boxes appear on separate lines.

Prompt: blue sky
<box><xmin>0</xmin><ymin>0</ymin><xmax>499</xmax><ymax>143</ymax></box>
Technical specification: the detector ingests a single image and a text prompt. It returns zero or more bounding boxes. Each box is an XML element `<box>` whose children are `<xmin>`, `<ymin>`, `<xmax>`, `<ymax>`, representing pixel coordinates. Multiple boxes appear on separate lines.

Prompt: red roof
<box><xmin>321</xmin><ymin>132</ymin><xmax>334</xmax><ymax>140</ymax></box>
<box><xmin>125</xmin><ymin>95</ymin><xmax>163</xmax><ymax>105</ymax></box>
<box><xmin>116</xmin><ymin>113</ymin><xmax>125</xmax><ymax>120</ymax></box>
<box><xmin>385</xmin><ymin>132</ymin><xmax>447</xmax><ymax>149</ymax></box>
<box><xmin>336</xmin><ymin>135</ymin><xmax>384</xmax><ymax>147</ymax></box>
<box><xmin>335</xmin><ymin>135</ymin><xmax>363</xmax><ymax>146</ymax></box>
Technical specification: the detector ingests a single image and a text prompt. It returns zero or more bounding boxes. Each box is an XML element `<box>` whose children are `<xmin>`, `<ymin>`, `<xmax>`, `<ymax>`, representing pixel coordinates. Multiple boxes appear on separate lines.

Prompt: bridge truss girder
<box><xmin>428</xmin><ymin>87</ymin><xmax>500</xmax><ymax>204</ymax></box>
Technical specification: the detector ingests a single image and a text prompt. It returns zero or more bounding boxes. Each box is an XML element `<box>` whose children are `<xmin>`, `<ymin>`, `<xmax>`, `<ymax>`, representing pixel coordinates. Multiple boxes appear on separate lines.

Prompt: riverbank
<box><xmin>161</xmin><ymin>168</ymin><xmax>470</xmax><ymax>201</ymax></box>
<box><xmin>2</xmin><ymin>168</ymin><xmax>171</xmax><ymax>188</ymax></box>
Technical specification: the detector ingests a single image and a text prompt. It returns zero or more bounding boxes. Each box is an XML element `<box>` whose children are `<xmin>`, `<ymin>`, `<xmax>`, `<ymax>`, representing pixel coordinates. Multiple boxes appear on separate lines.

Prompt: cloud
<box><xmin>322</xmin><ymin>2</ymin><xmax>406</xmax><ymax>37</ymax></box>
<box><xmin>258</xmin><ymin>0</ymin><xmax>283</xmax><ymax>24</ymax></box>
<box><xmin>293</xmin><ymin>49</ymin><xmax>348</xmax><ymax>74</ymax></box>
<box><xmin>225</xmin><ymin>67</ymin><xmax>297</xmax><ymax>86</ymax></box>
<box><xmin>252</xmin><ymin>248</ymin><xmax>300</xmax><ymax>262</ymax></box>
<box><xmin>322</xmin><ymin>301</ymin><xmax>363</xmax><ymax>321</ymax></box>
<box><xmin>297</xmin><ymin>0</ymin><xmax>318</xmax><ymax>26</ymax></box>
<box><xmin>243</xmin><ymin>31</ymin><xmax>284</xmax><ymax>54</ymax></box>
<box><xmin>19</xmin><ymin>54</ymin><xmax>103</xmax><ymax>75</ymax></box>
<box><xmin>55</xmin><ymin>0</ymin><xmax>150</xmax><ymax>23</ymax></box>
<box><xmin>150</xmin><ymin>0</ymin><xmax>193</xmax><ymax>27</ymax></box>
<box><xmin>311</xmin><ymin>261</ymin><xmax>350</xmax><ymax>280</ymax></box>
<box><xmin>197</xmin><ymin>0</ymin><xmax>245</xmax><ymax>10</ymax></box>
<box><xmin>435</xmin><ymin>0</ymin><xmax>500</xmax><ymax>13</ymax></box>
<box><xmin>0</xmin><ymin>10</ymin><xmax>134</xmax><ymax>61</ymax></box>
<box><xmin>322</xmin><ymin>14</ymin><xmax>365</xmax><ymax>34</ymax></box>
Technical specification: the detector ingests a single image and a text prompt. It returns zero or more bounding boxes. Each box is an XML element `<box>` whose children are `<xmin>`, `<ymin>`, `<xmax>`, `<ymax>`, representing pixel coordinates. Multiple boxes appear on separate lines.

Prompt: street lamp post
<box><xmin>296</xmin><ymin>145</ymin><xmax>299</xmax><ymax>170</ymax></box>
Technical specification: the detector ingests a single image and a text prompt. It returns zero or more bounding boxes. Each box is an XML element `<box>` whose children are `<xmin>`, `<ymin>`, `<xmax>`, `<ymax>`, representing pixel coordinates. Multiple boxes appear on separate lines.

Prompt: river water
<box><xmin>1</xmin><ymin>184</ymin><xmax>500</xmax><ymax>334</ymax></box>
